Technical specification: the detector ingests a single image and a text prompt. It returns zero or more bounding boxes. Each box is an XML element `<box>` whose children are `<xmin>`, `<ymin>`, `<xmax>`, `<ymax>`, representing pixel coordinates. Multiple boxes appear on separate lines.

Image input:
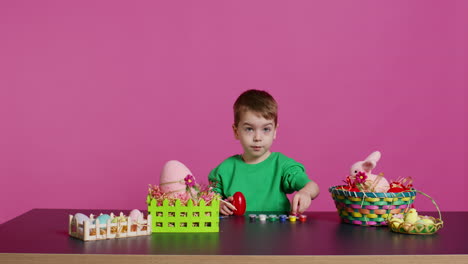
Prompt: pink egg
<box><xmin>159</xmin><ymin>160</ymin><xmax>193</xmax><ymax>196</ymax></box>
<box><xmin>129</xmin><ymin>209</ymin><xmax>142</xmax><ymax>223</ymax></box>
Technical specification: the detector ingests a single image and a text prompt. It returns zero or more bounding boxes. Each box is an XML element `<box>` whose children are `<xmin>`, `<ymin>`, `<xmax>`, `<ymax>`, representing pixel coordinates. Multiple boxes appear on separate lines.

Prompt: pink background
<box><xmin>1</xmin><ymin>1</ymin><xmax>467</xmax><ymax>224</ymax></box>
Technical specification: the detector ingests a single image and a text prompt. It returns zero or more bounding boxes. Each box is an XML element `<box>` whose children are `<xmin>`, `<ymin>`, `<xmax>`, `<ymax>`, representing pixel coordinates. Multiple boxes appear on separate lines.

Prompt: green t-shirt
<box><xmin>208</xmin><ymin>152</ymin><xmax>311</xmax><ymax>213</ymax></box>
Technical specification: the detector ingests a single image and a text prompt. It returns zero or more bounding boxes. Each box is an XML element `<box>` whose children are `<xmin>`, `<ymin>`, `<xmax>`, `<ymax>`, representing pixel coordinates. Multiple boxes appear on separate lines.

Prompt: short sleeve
<box><xmin>281</xmin><ymin>163</ymin><xmax>311</xmax><ymax>194</ymax></box>
<box><xmin>208</xmin><ymin>167</ymin><xmax>226</xmax><ymax>198</ymax></box>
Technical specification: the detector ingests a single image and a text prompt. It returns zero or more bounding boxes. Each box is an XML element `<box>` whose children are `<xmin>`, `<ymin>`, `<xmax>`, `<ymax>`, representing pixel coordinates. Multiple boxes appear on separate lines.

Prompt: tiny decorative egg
<box><xmin>391</xmin><ymin>218</ymin><xmax>404</xmax><ymax>228</ymax></box>
<box><xmin>418</xmin><ymin>218</ymin><xmax>434</xmax><ymax>225</ymax></box>
<box><xmin>74</xmin><ymin>213</ymin><xmax>90</xmax><ymax>224</ymax></box>
<box><xmin>96</xmin><ymin>214</ymin><xmax>111</xmax><ymax>229</ymax></box>
<box><xmin>402</xmin><ymin>223</ymin><xmax>412</xmax><ymax>232</ymax></box>
<box><xmin>414</xmin><ymin>220</ymin><xmax>426</xmax><ymax>225</ymax></box>
<box><xmin>111</xmin><ymin>215</ymin><xmax>127</xmax><ymax>223</ymax></box>
<box><xmin>129</xmin><ymin>209</ymin><xmax>143</xmax><ymax>223</ymax></box>
<box><xmin>392</xmin><ymin>213</ymin><xmax>404</xmax><ymax>219</ymax></box>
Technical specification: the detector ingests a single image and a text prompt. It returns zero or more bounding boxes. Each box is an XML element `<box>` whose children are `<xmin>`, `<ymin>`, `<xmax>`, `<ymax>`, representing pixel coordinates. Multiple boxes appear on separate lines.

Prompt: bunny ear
<box><xmin>365</xmin><ymin>151</ymin><xmax>381</xmax><ymax>163</ymax></box>
<box><xmin>362</xmin><ymin>160</ymin><xmax>376</xmax><ymax>172</ymax></box>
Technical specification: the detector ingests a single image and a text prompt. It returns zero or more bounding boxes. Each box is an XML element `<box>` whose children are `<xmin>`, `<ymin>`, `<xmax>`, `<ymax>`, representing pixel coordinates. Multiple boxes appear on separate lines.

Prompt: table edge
<box><xmin>1</xmin><ymin>253</ymin><xmax>468</xmax><ymax>264</ymax></box>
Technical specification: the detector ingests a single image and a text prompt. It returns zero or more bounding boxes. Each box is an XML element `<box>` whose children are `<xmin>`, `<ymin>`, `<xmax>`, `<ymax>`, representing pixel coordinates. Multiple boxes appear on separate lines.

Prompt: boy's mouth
<box><xmin>251</xmin><ymin>146</ymin><xmax>262</xmax><ymax>151</ymax></box>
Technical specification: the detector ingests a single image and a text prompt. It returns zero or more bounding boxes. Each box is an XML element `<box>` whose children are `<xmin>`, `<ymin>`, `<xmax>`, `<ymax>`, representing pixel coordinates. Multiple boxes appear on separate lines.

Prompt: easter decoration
<box><xmin>147</xmin><ymin>160</ymin><xmax>221</xmax><ymax>232</ymax></box>
<box><xmin>231</xmin><ymin>192</ymin><xmax>247</xmax><ymax>216</ymax></box>
<box><xmin>341</xmin><ymin>151</ymin><xmax>390</xmax><ymax>193</ymax></box>
<box><xmin>329</xmin><ymin>151</ymin><xmax>417</xmax><ymax>226</ymax></box>
<box><xmin>388</xmin><ymin>191</ymin><xmax>443</xmax><ymax>235</ymax></box>
<box><xmin>68</xmin><ymin>210</ymin><xmax>151</xmax><ymax>241</ymax></box>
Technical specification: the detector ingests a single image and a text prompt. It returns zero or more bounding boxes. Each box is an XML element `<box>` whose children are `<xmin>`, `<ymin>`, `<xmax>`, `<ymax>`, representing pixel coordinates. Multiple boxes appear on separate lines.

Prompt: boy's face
<box><xmin>233</xmin><ymin>110</ymin><xmax>277</xmax><ymax>163</ymax></box>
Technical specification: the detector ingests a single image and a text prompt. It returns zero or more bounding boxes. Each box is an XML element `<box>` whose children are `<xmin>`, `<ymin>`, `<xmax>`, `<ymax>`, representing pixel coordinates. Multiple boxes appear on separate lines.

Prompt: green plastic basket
<box><xmin>329</xmin><ymin>186</ymin><xmax>417</xmax><ymax>226</ymax></box>
<box><xmin>147</xmin><ymin>196</ymin><xmax>220</xmax><ymax>233</ymax></box>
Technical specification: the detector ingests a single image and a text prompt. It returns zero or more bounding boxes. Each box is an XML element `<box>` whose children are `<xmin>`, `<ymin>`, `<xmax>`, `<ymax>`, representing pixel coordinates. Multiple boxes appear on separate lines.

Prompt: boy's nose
<box><xmin>253</xmin><ymin>131</ymin><xmax>262</xmax><ymax>141</ymax></box>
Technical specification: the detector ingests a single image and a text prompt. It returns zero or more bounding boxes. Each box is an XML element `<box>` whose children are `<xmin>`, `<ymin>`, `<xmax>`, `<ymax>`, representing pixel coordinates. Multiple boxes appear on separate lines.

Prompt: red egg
<box><xmin>388</xmin><ymin>187</ymin><xmax>405</xmax><ymax>193</ymax></box>
<box><xmin>232</xmin><ymin>192</ymin><xmax>247</xmax><ymax>216</ymax></box>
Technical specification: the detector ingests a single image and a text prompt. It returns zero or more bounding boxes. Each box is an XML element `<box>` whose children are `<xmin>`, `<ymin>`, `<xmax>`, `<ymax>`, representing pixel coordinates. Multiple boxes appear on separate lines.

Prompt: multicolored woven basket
<box><xmin>329</xmin><ymin>186</ymin><xmax>417</xmax><ymax>226</ymax></box>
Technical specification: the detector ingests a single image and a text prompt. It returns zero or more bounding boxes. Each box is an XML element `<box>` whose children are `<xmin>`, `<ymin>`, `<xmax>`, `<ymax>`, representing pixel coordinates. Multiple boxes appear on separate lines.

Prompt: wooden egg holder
<box><xmin>68</xmin><ymin>212</ymin><xmax>152</xmax><ymax>241</ymax></box>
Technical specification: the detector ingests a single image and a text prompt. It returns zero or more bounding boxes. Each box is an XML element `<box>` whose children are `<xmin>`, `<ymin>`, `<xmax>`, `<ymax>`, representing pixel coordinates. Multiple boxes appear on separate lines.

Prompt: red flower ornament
<box><xmin>355</xmin><ymin>171</ymin><xmax>368</xmax><ymax>183</ymax></box>
<box><xmin>184</xmin><ymin>174</ymin><xmax>196</xmax><ymax>187</ymax></box>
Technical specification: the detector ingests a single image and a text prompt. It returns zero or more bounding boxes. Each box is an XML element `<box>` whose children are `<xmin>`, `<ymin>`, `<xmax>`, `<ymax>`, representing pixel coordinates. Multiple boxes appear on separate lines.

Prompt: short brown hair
<box><xmin>233</xmin><ymin>89</ymin><xmax>278</xmax><ymax>127</ymax></box>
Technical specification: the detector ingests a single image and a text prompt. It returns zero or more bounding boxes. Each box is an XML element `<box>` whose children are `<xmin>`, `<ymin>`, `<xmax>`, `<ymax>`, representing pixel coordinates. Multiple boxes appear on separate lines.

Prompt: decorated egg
<box><xmin>390</xmin><ymin>218</ymin><xmax>404</xmax><ymax>228</ymax></box>
<box><xmin>96</xmin><ymin>214</ymin><xmax>111</xmax><ymax>224</ymax></box>
<box><xmin>74</xmin><ymin>213</ymin><xmax>90</xmax><ymax>224</ymax></box>
<box><xmin>111</xmin><ymin>215</ymin><xmax>127</xmax><ymax>223</ymax></box>
<box><xmin>129</xmin><ymin>209</ymin><xmax>143</xmax><ymax>223</ymax></box>
<box><xmin>232</xmin><ymin>192</ymin><xmax>247</xmax><ymax>216</ymax></box>
<box><xmin>96</xmin><ymin>214</ymin><xmax>111</xmax><ymax>229</ymax></box>
<box><xmin>418</xmin><ymin>218</ymin><xmax>434</xmax><ymax>225</ymax></box>
<box><xmin>159</xmin><ymin>160</ymin><xmax>196</xmax><ymax>196</ymax></box>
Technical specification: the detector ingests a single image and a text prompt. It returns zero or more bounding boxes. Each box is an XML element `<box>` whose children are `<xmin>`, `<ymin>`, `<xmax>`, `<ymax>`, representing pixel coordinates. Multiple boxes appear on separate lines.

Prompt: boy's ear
<box><xmin>232</xmin><ymin>124</ymin><xmax>239</xmax><ymax>140</ymax></box>
<box><xmin>273</xmin><ymin>123</ymin><xmax>279</xmax><ymax>139</ymax></box>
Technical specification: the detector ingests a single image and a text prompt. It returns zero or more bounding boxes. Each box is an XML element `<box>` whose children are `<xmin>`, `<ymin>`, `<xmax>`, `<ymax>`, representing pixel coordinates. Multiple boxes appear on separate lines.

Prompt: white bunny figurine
<box><xmin>350</xmin><ymin>151</ymin><xmax>390</xmax><ymax>192</ymax></box>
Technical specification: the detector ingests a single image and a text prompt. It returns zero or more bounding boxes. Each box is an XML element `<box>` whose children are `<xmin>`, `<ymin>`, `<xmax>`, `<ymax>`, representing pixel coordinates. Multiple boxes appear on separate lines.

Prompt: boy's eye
<box><xmin>263</xmin><ymin>127</ymin><xmax>271</xmax><ymax>132</ymax></box>
<box><xmin>244</xmin><ymin>127</ymin><xmax>253</xmax><ymax>132</ymax></box>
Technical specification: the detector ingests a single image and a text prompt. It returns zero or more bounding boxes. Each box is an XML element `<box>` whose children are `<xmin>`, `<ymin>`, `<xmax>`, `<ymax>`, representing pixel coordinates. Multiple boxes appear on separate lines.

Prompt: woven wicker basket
<box><xmin>388</xmin><ymin>191</ymin><xmax>443</xmax><ymax>235</ymax></box>
<box><xmin>329</xmin><ymin>186</ymin><xmax>417</xmax><ymax>226</ymax></box>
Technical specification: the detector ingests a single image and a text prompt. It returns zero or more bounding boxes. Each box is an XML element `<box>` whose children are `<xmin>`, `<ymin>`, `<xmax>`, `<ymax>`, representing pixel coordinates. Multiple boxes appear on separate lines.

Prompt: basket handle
<box><xmin>412</xmin><ymin>190</ymin><xmax>442</xmax><ymax>221</ymax></box>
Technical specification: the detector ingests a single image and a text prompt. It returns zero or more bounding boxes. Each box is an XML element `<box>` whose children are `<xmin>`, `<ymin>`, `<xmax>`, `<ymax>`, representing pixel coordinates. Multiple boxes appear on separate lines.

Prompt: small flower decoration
<box><xmin>184</xmin><ymin>174</ymin><xmax>196</xmax><ymax>187</ymax></box>
<box><xmin>355</xmin><ymin>171</ymin><xmax>368</xmax><ymax>183</ymax></box>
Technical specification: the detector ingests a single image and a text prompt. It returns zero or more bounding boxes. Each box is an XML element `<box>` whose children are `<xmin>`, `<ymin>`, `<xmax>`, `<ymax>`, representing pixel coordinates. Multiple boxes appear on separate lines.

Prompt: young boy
<box><xmin>208</xmin><ymin>89</ymin><xmax>319</xmax><ymax>215</ymax></box>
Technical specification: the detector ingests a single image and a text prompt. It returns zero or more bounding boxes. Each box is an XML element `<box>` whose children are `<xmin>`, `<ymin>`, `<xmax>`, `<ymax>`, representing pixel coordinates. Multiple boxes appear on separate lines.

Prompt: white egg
<box><xmin>129</xmin><ymin>209</ymin><xmax>143</xmax><ymax>223</ymax></box>
<box><xmin>74</xmin><ymin>213</ymin><xmax>90</xmax><ymax>224</ymax></box>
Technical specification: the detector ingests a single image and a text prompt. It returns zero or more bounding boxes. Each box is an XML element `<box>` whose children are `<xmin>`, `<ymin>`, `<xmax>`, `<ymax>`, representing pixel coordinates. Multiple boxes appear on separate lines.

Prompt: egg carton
<box><xmin>68</xmin><ymin>212</ymin><xmax>152</xmax><ymax>241</ymax></box>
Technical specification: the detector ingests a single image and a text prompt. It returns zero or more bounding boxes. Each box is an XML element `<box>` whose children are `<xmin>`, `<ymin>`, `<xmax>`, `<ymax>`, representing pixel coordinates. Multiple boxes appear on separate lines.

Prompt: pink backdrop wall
<box><xmin>1</xmin><ymin>0</ymin><xmax>467</xmax><ymax>224</ymax></box>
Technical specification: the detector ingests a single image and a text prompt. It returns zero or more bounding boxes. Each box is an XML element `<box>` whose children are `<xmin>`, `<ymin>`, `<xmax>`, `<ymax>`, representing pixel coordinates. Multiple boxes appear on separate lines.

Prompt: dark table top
<box><xmin>1</xmin><ymin>209</ymin><xmax>467</xmax><ymax>255</ymax></box>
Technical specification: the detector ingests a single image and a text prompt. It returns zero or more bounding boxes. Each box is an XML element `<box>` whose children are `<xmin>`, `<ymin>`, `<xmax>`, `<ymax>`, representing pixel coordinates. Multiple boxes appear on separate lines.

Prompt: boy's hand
<box><xmin>291</xmin><ymin>181</ymin><xmax>320</xmax><ymax>215</ymax></box>
<box><xmin>220</xmin><ymin>196</ymin><xmax>237</xmax><ymax>215</ymax></box>
<box><xmin>291</xmin><ymin>190</ymin><xmax>312</xmax><ymax>215</ymax></box>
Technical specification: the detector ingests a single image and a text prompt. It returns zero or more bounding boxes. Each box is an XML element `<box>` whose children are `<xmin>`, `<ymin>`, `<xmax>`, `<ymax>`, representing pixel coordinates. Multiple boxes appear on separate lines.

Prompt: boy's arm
<box><xmin>291</xmin><ymin>181</ymin><xmax>320</xmax><ymax>215</ymax></box>
<box><xmin>208</xmin><ymin>167</ymin><xmax>237</xmax><ymax>215</ymax></box>
<box><xmin>208</xmin><ymin>169</ymin><xmax>225</xmax><ymax>198</ymax></box>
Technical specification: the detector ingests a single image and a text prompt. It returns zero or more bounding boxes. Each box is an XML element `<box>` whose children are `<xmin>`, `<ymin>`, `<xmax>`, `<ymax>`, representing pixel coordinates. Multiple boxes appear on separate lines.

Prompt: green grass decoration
<box><xmin>147</xmin><ymin>195</ymin><xmax>220</xmax><ymax>233</ymax></box>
